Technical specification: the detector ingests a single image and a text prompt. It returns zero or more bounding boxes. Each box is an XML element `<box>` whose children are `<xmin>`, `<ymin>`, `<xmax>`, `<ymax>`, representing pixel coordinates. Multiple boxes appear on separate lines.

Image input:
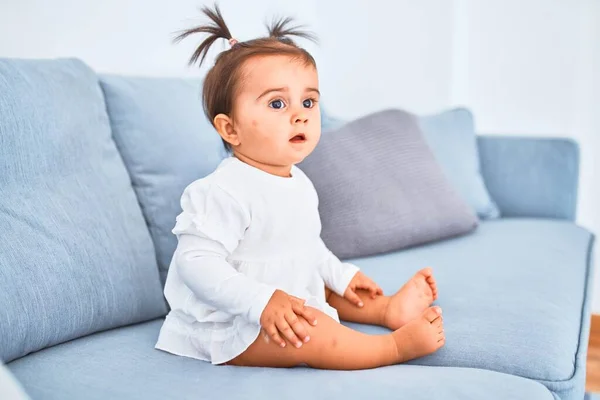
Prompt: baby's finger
<box><xmin>376</xmin><ymin>284</ymin><xmax>384</xmax><ymax>296</ymax></box>
<box><xmin>266</xmin><ymin>324</ymin><xmax>286</xmax><ymax>348</ymax></box>
<box><xmin>285</xmin><ymin>312</ymin><xmax>309</xmax><ymax>346</ymax></box>
<box><xmin>276</xmin><ymin>318</ymin><xmax>302</xmax><ymax>349</ymax></box>
<box><xmin>290</xmin><ymin>295</ymin><xmax>306</xmax><ymax>305</ymax></box>
<box><xmin>356</xmin><ymin>279</ymin><xmax>378</xmax><ymax>298</ymax></box>
<box><xmin>292</xmin><ymin>300</ymin><xmax>316</xmax><ymax>325</ymax></box>
<box><xmin>294</xmin><ymin>303</ymin><xmax>318</xmax><ymax>326</ymax></box>
<box><xmin>367</xmin><ymin>283</ymin><xmax>380</xmax><ymax>298</ymax></box>
<box><xmin>345</xmin><ymin>289</ymin><xmax>364</xmax><ymax>307</ymax></box>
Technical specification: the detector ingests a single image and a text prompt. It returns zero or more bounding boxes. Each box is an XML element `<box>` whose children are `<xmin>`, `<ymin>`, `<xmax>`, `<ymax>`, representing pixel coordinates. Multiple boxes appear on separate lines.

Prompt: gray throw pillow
<box><xmin>299</xmin><ymin>109</ymin><xmax>478</xmax><ymax>259</ymax></box>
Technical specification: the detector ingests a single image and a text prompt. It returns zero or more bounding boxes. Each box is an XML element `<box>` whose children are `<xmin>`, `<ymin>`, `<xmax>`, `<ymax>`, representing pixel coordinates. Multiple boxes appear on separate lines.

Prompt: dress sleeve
<box><xmin>316</xmin><ymin>238</ymin><xmax>360</xmax><ymax>297</ymax></box>
<box><xmin>172</xmin><ymin>182</ymin><xmax>277</xmax><ymax>325</ymax></box>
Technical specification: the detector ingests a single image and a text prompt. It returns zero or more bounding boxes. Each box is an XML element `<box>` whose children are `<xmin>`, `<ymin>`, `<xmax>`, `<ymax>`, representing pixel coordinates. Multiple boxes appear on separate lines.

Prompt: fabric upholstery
<box><xmin>320</xmin><ymin>106</ymin><xmax>500</xmax><ymax>219</ymax></box>
<box><xmin>99</xmin><ymin>76</ymin><xmax>227</xmax><ymax>284</ymax></box>
<box><xmin>299</xmin><ymin>109</ymin><xmax>478</xmax><ymax>259</ymax></box>
<box><xmin>0</xmin><ymin>58</ymin><xmax>167</xmax><ymax>363</ymax></box>
<box><xmin>477</xmin><ymin>135</ymin><xmax>579</xmax><ymax>220</ymax></box>
<box><xmin>343</xmin><ymin>219</ymin><xmax>593</xmax><ymax>400</ymax></box>
<box><xmin>0</xmin><ymin>362</ymin><xmax>30</xmax><ymax>400</ymax></box>
<box><xmin>8</xmin><ymin>319</ymin><xmax>553</xmax><ymax>400</ymax></box>
<box><xmin>419</xmin><ymin>108</ymin><xmax>500</xmax><ymax>219</ymax></box>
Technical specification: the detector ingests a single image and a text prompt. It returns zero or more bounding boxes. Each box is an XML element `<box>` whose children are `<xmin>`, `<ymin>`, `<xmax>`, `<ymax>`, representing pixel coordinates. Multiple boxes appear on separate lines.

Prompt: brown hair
<box><xmin>174</xmin><ymin>4</ymin><xmax>319</xmax><ymax>151</ymax></box>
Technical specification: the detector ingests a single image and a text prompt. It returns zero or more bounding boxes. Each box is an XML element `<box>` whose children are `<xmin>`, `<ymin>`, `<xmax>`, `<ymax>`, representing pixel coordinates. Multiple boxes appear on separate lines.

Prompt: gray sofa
<box><xmin>0</xmin><ymin>58</ymin><xmax>594</xmax><ymax>400</ymax></box>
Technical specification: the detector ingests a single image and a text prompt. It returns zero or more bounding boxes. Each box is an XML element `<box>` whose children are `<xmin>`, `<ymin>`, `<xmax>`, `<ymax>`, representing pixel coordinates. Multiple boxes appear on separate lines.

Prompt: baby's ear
<box><xmin>213</xmin><ymin>114</ymin><xmax>240</xmax><ymax>147</ymax></box>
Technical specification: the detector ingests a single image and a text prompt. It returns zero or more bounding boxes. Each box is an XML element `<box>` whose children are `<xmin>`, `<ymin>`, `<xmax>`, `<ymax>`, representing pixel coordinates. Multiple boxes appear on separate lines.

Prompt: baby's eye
<box><xmin>269</xmin><ymin>99</ymin><xmax>286</xmax><ymax>109</ymax></box>
<box><xmin>303</xmin><ymin>99</ymin><xmax>315</xmax><ymax>108</ymax></box>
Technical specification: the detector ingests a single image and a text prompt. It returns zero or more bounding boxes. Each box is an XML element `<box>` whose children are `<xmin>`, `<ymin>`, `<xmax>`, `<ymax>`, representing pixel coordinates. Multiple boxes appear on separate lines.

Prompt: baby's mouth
<box><xmin>290</xmin><ymin>133</ymin><xmax>306</xmax><ymax>143</ymax></box>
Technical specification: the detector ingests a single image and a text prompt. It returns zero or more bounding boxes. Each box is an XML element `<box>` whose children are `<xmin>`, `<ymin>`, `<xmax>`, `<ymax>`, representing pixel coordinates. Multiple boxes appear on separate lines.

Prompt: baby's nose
<box><xmin>293</xmin><ymin>114</ymin><xmax>308</xmax><ymax>124</ymax></box>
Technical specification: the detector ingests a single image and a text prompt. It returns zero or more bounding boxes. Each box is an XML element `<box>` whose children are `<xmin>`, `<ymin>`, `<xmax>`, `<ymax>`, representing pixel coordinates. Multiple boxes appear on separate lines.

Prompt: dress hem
<box><xmin>155</xmin><ymin>318</ymin><xmax>263</xmax><ymax>365</ymax></box>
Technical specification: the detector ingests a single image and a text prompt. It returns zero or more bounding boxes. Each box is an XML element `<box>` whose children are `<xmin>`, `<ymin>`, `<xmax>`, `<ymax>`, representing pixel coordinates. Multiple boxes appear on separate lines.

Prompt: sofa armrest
<box><xmin>477</xmin><ymin>135</ymin><xmax>579</xmax><ymax>221</ymax></box>
<box><xmin>0</xmin><ymin>363</ymin><xmax>30</xmax><ymax>400</ymax></box>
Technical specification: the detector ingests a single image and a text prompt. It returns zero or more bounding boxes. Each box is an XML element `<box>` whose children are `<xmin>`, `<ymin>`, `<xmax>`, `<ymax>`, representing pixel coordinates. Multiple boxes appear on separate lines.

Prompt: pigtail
<box><xmin>173</xmin><ymin>4</ymin><xmax>234</xmax><ymax>67</ymax></box>
<box><xmin>266</xmin><ymin>16</ymin><xmax>318</xmax><ymax>45</ymax></box>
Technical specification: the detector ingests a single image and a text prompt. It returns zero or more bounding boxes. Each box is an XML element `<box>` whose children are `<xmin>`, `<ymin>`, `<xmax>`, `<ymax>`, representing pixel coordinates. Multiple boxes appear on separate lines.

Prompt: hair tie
<box><xmin>229</xmin><ymin>38</ymin><xmax>239</xmax><ymax>47</ymax></box>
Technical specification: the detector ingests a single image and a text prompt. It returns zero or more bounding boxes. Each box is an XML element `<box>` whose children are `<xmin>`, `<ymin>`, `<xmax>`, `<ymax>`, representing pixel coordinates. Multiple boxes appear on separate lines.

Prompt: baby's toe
<box><xmin>422</xmin><ymin>306</ymin><xmax>442</xmax><ymax>322</ymax></box>
<box><xmin>426</xmin><ymin>275</ymin><xmax>437</xmax><ymax>287</ymax></box>
<box><xmin>427</xmin><ymin>279</ymin><xmax>438</xmax><ymax>299</ymax></box>
<box><xmin>419</xmin><ymin>267</ymin><xmax>434</xmax><ymax>279</ymax></box>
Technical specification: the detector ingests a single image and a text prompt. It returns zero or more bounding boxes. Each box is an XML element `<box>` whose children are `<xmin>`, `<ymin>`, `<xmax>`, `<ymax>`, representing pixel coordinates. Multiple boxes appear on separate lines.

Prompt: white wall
<box><xmin>0</xmin><ymin>0</ymin><xmax>319</xmax><ymax>77</ymax></box>
<box><xmin>315</xmin><ymin>0</ymin><xmax>455</xmax><ymax>116</ymax></box>
<box><xmin>1</xmin><ymin>1</ymin><xmax>599</xmax><ymax>309</ymax></box>
<box><xmin>576</xmin><ymin>0</ymin><xmax>600</xmax><ymax>313</ymax></box>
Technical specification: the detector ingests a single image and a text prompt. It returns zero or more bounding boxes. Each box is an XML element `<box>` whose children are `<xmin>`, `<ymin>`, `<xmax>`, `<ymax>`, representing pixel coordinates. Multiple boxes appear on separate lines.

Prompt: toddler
<box><xmin>155</xmin><ymin>4</ymin><xmax>445</xmax><ymax>370</ymax></box>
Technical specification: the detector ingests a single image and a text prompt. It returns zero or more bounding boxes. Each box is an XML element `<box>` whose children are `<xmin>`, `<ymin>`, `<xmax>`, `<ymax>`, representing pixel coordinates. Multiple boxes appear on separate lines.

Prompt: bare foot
<box><xmin>392</xmin><ymin>306</ymin><xmax>445</xmax><ymax>362</ymax></box>
<box><xmin>383</xmin><ymin>267</ymin><xmax>438</xmax><ymax>330</ymax></box>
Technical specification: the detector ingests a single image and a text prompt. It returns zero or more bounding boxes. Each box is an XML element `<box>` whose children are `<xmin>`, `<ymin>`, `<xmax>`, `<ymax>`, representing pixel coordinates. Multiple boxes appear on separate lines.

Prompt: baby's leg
<box><xmin>327</xmin><ymin>268</ymin><xmax>439</xmax><ymax>330</ymax></box>
<box><xmin>228</xmin><ymin>306</ymin><xmax>444</xmax><ymax>370</ymax></box>
<box><xmin>325</xmin><ymin>286</ymin><xmax>390</xmax><ymax>326</ymax></box>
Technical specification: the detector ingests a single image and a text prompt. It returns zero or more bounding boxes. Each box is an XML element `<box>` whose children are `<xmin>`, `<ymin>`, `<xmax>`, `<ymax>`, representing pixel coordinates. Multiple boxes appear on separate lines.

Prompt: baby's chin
<box><xmin>286</xmin><ymin>147</ymin><xmax>315</xmax><ymax>165</ymax></box>
<box><xmin>257</xmin><ymin>140</ymin><xmax>317</xmax><ymax>166</ymax></box>
<box><xmin>289</xmin><ymin>140</ymin><xmax>318</xmax><ymax>161</ymax></box>
<box><xmin>273</xmin><ymin>154</ymin><xmax>306</xmax><ymax>167</ymax></box>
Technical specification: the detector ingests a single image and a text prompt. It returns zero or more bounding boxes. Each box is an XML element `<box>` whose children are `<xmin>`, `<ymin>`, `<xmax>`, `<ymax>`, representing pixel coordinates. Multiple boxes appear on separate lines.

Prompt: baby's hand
<box><xmin>260</xmin><ymin>290</ymin><xmax>317</xmax><ymax>349</ymax></box>
<box><xmin>344</xmin><ymin>271</ymin><xmax>383</xmax><ymax>307</ymax></box>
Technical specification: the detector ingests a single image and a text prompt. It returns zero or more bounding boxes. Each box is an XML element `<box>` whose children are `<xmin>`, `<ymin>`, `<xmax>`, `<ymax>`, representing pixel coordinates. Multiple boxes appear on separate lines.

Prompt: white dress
<box><xmin>155</xmin><ymin>157</ymin><xmax>360</xmax><ymax>364</ymax></box>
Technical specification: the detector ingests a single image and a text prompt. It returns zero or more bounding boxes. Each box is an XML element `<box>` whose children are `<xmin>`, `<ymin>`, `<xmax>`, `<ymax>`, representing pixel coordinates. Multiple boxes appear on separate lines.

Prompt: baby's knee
<box><xmin>294</xmin><ymin>315</ymin><xmax>340</xmax><ymax>368</ymax></box>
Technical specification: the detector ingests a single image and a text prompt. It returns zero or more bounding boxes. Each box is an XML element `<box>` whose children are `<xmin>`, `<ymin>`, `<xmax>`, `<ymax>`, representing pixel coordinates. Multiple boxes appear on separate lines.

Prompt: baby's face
<box><xmin>231</xmin><ymin>55</ymin><xmax>321</xmax><ymax>171</ymax></box>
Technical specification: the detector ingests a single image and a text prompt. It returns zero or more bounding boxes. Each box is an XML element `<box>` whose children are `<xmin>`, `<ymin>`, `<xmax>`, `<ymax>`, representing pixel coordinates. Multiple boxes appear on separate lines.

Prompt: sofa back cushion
<box><xmin>418</xmin><ymin>108</ymin><xmax>500</xmax><ymax>219</ymax></box>
<box><xmin>99</xmin><ymin>76</ymin><xmax>227</xmax><ymax>284</ymax></box>
<box><xmin>0</xmin><ymin>58</ymin><xmax>167</xmax><ymax>362</ymax></box>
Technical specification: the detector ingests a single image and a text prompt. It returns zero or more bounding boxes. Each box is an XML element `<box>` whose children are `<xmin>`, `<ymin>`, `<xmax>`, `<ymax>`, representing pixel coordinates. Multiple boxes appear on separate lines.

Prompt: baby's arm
<box><xmin>177</xmin><ymin>234</ymin><xmax>316</xmax><ymax>347</ymax></box>
<box><xmin>176</xmin><ymin>233</ymin><xmax>276</xmax><ymax>325</ymax></box>
<box><xmin>316</xmin><ymin>242</ymin><xmax>360</xmax><ymax>297</ymax></box>
<box><xmin>318</xmin><ymin>241</ymin><xmax>391</xmax><ymax>327</ymax></box>
<box><xmin>172</xmin><ymin>182</ymin><xmax>278</xmax><ymax>324</ymax></box>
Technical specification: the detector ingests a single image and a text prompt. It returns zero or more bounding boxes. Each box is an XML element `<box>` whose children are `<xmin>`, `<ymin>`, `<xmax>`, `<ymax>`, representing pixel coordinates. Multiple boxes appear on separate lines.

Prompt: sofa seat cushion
<box><xmin>0</xmin><ymin>362</ymin><xmax>30</xmax><ymax>400</ymax></box>
<box><xmin>8</xmin><ymin>319</ymin><xmax>553</xmax><ymax>400</ymax></box>
<box><xmin>345</xmin><ymin>219</ymin><xmax>592</xmax><ymax>399</ymax></box>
